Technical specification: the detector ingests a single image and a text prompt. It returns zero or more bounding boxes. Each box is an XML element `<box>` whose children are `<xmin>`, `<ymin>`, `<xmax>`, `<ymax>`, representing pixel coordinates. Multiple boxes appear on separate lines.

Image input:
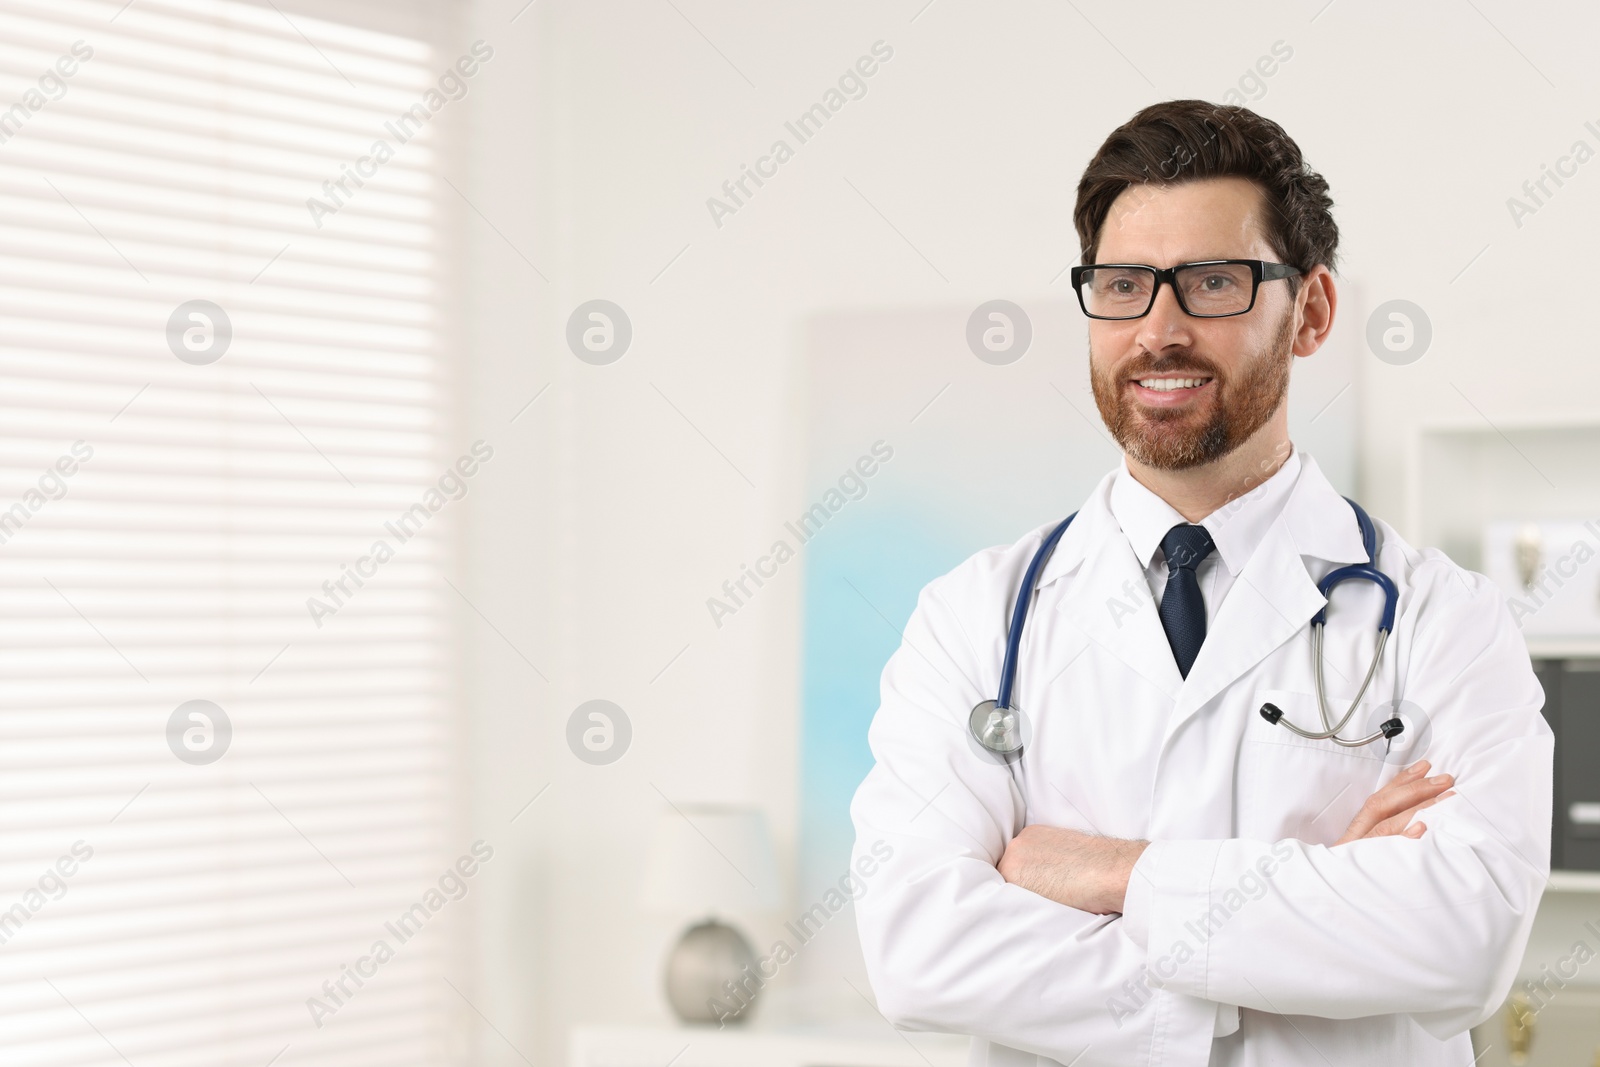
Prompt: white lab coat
<box><xmin>849</xmin><ymin>454</ymin><xmax>1552</xmax><ymax>1067</ymax></box>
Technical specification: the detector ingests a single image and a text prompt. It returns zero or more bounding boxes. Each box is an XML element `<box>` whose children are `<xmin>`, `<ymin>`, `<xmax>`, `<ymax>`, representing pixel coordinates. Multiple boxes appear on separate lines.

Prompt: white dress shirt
<box><xmin>1111</xmin><ymin>446</ymin><xmax>1302</xmax><ymax>625</ymax></box>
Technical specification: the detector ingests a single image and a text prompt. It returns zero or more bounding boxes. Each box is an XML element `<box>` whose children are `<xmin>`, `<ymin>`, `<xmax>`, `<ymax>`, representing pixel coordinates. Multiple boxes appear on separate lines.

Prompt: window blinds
<box><xmin>0</xmin><ymin>0</ymin><xmax>466</xmax><ymax>1063</ymax></box>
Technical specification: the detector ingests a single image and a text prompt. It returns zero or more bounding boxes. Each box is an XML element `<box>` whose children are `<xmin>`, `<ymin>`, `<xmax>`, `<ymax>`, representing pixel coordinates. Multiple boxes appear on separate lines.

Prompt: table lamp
<box><xmin>640</xmin><ymin>804</ymin><xmax>781</xmax><ymax>1025</ymax></box>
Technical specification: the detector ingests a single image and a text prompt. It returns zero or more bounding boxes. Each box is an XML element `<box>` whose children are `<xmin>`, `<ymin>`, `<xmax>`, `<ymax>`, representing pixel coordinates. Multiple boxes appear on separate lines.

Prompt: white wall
<box><xmin>457</xmin><ymin>2</ymin><xmax>1600</xmax><ymax>1063</ymax></box>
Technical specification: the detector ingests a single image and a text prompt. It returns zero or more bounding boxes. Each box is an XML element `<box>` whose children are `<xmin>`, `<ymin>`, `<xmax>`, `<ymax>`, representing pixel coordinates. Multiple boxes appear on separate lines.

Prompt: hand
<box><xmin>997</xmin><ymin>825</ymin><xmax>1148</xmax><ymax>914</ymax></box>
<box><xmin>1335</xmin><ymin>759</ymin><xmax>1455</xmax><ymax>846</ymax></box>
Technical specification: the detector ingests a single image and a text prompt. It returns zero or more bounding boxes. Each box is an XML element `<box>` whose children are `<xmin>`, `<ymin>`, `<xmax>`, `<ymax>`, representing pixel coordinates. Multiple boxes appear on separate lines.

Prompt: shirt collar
<box><xmin>1036</xmin><ymin>449</ymin><xmax>1367</xmax><ymax>591</ymax></box>
<box><xmin>1108</xmin><ymin>445</ymin><xmax>1303</xmax><ymax>578</ymax></box>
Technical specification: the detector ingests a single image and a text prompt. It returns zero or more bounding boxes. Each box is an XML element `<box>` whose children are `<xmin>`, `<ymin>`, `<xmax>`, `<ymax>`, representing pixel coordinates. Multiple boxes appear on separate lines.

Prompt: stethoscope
<box><xmin>968</xmin><ymin>497</ymin><xmax>1405</xmax><ymax>784</ymax></box>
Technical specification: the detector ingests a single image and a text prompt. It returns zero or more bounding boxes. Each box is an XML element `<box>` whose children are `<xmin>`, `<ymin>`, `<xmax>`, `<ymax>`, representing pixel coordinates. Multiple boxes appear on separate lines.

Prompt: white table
<box><xmin>569</xmin><ymin>1022</ymin><xmax>970</xmax><ymax>1067</ymax></box>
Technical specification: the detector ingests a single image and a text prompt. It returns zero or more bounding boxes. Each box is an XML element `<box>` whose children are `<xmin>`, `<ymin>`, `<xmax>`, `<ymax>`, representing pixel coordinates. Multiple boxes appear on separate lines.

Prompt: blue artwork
<box><xmin>791</xmin><ymin>299</ymin><xmax>1355</xmax><ymax>916</ymax></box>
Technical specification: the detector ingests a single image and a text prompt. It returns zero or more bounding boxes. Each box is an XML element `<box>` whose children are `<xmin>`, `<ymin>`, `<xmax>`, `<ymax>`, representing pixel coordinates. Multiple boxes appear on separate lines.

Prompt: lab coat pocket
<box><xmin>1237</xmin><ymin>688</ymin><xmax>1388</xmax><ymax>845</ymax></box>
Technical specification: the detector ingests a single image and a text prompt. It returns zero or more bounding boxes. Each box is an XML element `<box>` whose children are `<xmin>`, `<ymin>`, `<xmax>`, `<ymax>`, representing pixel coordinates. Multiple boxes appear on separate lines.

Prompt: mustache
<box><xmin>1119</xmin><ymin>352</ymin><xmax>1224</xmax><ymax>380</ymax></box>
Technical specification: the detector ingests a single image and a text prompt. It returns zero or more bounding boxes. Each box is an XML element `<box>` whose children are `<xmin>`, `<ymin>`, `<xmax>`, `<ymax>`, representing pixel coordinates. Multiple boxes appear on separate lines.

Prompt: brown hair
<box><xmin>1073</xmin><ymin>100</ymin><xmax>1338</xmax><ymax>297</ymax></box>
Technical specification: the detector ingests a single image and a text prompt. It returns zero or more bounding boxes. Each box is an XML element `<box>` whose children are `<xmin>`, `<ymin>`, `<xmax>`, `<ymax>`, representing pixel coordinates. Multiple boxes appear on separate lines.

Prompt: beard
<box><xmin>1089</xmin><ymin>307</ymin><xmax>1294</xmax><ymax>471</ymax></box>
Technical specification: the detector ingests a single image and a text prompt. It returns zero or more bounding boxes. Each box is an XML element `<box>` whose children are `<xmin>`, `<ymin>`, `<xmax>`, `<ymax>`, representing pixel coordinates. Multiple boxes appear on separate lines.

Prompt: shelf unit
<box><xmin>1548</xmin><ymin>870</ymin><xmax>1600</xmax><ymax>893</ymax></box>
<box><xmin>1410</xmin><ymin>418</ymin><xmax>1600</xmax><ymax>572</ymax></box>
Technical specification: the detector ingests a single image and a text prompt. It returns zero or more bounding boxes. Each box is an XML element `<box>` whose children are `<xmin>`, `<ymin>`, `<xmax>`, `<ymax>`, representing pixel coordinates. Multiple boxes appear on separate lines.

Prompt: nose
<box><xmin>1134</xmin><ymin>279</ymin><xmax>1195</xmax><ymax>353</ymax></box>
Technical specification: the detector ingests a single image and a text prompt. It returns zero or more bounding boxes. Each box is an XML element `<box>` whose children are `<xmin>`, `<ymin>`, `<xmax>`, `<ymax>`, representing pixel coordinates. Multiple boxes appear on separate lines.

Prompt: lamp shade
<box><xmin>640</xmin><ymin>804</ymin><xmax>781</xmax><ymax>915</ymax></box>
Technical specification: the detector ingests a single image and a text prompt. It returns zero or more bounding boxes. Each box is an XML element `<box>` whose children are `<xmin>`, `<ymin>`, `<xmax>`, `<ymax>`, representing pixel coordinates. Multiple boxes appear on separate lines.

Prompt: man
<box><xmin>848</xmin><ymin>100</ymin><xmax>1552</xmax><ymax>1067</ymax></box>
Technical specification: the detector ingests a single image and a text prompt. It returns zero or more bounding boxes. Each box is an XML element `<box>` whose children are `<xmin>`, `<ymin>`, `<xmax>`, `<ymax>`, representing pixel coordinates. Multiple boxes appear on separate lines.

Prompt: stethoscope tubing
<box><xmin>972</xmin><ymin>496</ymin><xmax>1404</xmax><ymax>773</ymax></box>
<box><xmin>995</xmin><ymin>514</ymin><xmax>1075</xmax><ymax>712</ymax></box>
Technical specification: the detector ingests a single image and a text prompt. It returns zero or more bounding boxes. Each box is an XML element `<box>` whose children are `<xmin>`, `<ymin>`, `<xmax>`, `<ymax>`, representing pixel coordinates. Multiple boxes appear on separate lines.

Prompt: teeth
<box><xmin>1136</xmin><ymin>377</ymin><xmax>1209</xmax><ymax>391</ymax></box>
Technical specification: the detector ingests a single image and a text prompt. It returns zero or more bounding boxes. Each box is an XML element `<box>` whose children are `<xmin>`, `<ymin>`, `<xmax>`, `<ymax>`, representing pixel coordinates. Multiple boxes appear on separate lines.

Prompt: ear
<box><xmin>1290</xmin><ymin>266</ymin><xmax>1336</xmax><ymax>358</ymax></box>
<box><xmin>1286</xmin><ymin>267</ymin><xmax>1337</xmax><ymax>358</ymax></box>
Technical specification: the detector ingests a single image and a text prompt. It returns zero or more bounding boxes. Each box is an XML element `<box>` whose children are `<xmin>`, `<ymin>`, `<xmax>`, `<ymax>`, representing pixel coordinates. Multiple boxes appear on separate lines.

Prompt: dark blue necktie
<box><xmin>1158</xmin><ymin>523</ymin><xmax>1215</xmax><ymax>679</ymax></box>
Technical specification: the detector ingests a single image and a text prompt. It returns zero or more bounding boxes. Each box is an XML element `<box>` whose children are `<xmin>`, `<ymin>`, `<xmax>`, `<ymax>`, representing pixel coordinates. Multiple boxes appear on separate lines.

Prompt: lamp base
<box><xmin>663</xmin><ymin>918</ymin><xmax>759</xmax><ymax>1025</ymax></box>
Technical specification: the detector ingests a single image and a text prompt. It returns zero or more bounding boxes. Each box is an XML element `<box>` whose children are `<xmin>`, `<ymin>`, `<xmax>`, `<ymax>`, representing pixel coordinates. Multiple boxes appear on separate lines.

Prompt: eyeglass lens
<box><xmin>1079</xmin><ymin>263</ymin><xmax>1256</xmax><ymax>318</ymax></box>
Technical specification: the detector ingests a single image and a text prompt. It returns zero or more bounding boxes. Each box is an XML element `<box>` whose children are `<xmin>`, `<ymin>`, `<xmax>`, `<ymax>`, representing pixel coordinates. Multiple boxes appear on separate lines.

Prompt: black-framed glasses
<box><xmin>1069</xmin><ymin>260</ymin><xmax>1302</xmax><ymax>320</ymax></box>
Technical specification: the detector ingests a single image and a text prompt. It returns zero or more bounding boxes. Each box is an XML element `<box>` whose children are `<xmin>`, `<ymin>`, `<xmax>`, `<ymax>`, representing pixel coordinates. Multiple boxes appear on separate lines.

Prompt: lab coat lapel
<box><xmin>1054</xmin><ymin>504</ymin><xmax>1185</xmax><ymax>701</ymax></box>
<box><xmin>1162</xmin><ymin>496</ymin><xmax>1330</xmax><ymax>746</ymax></box>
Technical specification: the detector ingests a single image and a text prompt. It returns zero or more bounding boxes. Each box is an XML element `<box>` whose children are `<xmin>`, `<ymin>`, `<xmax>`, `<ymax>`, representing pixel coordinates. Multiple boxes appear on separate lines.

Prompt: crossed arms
<box><xmin>999</xmin><ymin>759</ymin><xmax>1456</xmax><ymax>915</ymax></box>
<box><xmin>850</xmin><ymin>563</ymin><xmax>1551</xmax><ymax>1063</ymax></box>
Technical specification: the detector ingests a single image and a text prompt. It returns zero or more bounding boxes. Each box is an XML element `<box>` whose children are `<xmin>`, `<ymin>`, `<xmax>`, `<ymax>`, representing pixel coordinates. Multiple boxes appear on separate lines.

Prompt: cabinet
<box><xmin>1535</xmin><ymin>657</ymin><xmax>1600</xmax><ymax>871</ymax></box>
<box><xmin>1471</xmin><ymin>986</ymin><xmax>1600</xmax><ymax>1066</ymax></box>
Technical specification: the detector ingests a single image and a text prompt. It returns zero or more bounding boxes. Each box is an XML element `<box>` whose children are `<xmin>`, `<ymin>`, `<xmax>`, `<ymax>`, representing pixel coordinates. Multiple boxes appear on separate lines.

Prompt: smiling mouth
<box><xmin>1130</xmin><ymin>375</ymin><xmax>1213</xmax><ymax>392</ymax></box>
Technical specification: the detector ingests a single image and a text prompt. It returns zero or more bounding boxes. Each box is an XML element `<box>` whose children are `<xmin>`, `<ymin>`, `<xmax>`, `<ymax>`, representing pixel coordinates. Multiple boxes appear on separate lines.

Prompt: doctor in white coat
<box><xmin>849</xmin><ymin>99</ymin><xmax>1552</xmax><ymax>1067</ymax></box>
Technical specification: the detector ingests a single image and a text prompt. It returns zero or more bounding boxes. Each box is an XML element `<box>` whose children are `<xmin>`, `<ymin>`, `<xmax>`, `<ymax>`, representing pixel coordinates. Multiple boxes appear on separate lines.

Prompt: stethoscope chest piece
<box><xmin>969</xmin><ymin>513</ymin><xmax>1077</xmax><ymax>769</ymax></box>
<box><xmin>969</xmin><ymin>699</ymin><xmax>1028</xmax><ymax>761</ymax></box>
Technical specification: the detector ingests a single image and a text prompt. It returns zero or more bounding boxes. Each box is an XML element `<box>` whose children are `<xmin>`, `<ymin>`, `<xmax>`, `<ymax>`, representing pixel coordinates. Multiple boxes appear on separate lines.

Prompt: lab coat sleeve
<box><xmin>851</xmin><ymin>567</ymin><xmax>1221</xmax><ymax>1067</ymax></box>
<box><xmin>1119</xmin><ymin>559</ymin><xmax>1553</xmax><ymax>1037</ymax></box>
